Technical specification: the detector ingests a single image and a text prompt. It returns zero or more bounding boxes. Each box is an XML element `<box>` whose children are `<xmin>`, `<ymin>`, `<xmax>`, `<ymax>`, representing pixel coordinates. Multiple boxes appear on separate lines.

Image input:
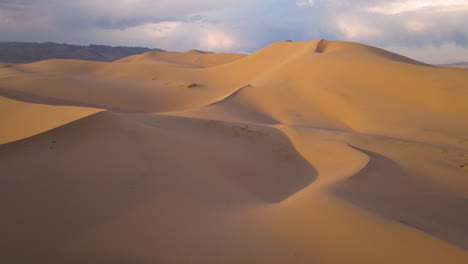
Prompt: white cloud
<box><xmin>384</xmin><ymin>42</ymin><xmax>468</xmax><ymax>64</ymax></box>
<box><xmin>366</xmin><ymin>0</ymin><xmax>468</xmax><ymax>15</ymax></box>
<box><xmin>104</xmin><ymin>20</ymin><xmax>238</xmax><ymax>52</ymax></box>
<box><xmin>0</xmin><ymin>0</ymin><xmax>256</xmax><ymax>51</ymax></box>
<box><xmin>403</xmin><ymin>20</ymin><xmax>431</xmax><ymax>32</ymax></box>
<box><xmin>296</xmin><ymin>0</ymin><xmax>314</xmax><ymax>8</ymax></box>
<box><xmin>327</xmin><ymin>0</ymin><xmax>468</xmax><ymax>62</ymax></box>
<box><xmin>203</xmin><ymin>30</ymin><xmax>235</xmax><ymax>50</ymax></box>
<box><xmin>336</xmin><ymin>17</ymin><xmax>381</xmax><ymax>39</ymax></box>
<box><xmin>76</xmin><ymin>0</ymin><xmax>255</xmax><ymax>22</ymax></box>
<box><xmin>109</xmin><ymin>22</ymin><xmax>182</xmax><ymax>40</ymax></box>
<box><xmin>0</xmin><ymin>0</ymin><xmax>256</xmax><ymax>27</ymax></box>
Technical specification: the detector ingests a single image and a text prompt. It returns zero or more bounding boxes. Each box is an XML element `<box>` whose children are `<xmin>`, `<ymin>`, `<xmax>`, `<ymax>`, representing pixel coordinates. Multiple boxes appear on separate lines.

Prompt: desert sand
<box><xmin>0</xmin><ymin>39</ymin><xmax>467</xmax><ymax>264</ymax></box>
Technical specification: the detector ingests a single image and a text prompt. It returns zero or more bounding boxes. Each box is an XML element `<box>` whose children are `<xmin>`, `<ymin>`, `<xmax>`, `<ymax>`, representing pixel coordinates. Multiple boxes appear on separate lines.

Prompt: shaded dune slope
<box><xmin>335</xmin><ymin>146</ymin><xmax>468</xmax><ymax>249</ymax></box>
<box><xmin>0</xmin><ymin>111</ymin><xmax>316</xmax><ymax>263</ymax></box>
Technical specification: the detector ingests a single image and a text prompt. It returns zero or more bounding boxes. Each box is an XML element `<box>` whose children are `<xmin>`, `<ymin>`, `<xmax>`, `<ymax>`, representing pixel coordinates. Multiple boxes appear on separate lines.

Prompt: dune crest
<box><xmin>116</xmin><ymin>50</ymin><xmax>246</xmax><ymax>67</ymax></box>
<box><xmin>317</xmin><ymin>40</ymin><xmax>433</xmax><ymax>66</ymax></box>
<box><xmin>0</xmin><ymin>97</ymin><xmax>101</xmax><ymax>144</ymax></box>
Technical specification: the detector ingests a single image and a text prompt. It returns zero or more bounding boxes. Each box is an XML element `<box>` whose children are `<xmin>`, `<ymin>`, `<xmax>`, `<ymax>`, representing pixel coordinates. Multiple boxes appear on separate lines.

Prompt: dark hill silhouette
<box><xmin>0</xmin><ymin>42</ymin><xmax>165</xmax><ymax>63</ymax></box>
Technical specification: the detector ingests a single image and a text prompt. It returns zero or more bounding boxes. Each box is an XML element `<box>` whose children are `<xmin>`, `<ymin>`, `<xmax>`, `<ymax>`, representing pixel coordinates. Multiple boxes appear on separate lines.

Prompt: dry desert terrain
<box><xmin>1</xmin><ymin>40</ymin><xmax>468</xmax><ymax>263</ymax></box>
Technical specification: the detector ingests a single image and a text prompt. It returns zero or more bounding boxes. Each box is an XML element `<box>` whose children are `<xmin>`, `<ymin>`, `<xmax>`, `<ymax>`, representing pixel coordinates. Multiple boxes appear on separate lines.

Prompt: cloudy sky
<box><xmin>1</xmin><ymin>0</ymin><xmax>468</xmax><ymax>63</ymax></box>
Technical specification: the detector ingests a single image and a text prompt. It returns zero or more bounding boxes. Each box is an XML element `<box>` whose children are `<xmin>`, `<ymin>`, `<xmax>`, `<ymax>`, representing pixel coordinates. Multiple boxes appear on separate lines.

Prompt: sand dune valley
<box><xmin>1</xmin><ymin>39</ymin><xmax>468</xmax><ymax>263</ymax></box>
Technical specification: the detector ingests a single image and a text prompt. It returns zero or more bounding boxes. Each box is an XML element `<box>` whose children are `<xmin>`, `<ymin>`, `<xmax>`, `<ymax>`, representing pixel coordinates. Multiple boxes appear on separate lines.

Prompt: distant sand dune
<box><xmin>0</xmin><ymin>96</ymin><xmax>101</xmax><ymax>143</ymax></box>
<box><xmin>115</xmin><ymin>50</ymin><xmax>246</xmax><ymax>68</ymax></box>
<box><xmin>1</xmin><ymin>40</ymin><xmax>468</xmax><ymax>263</ymax></box>
<box><xmin>441</xmin><ymin>63</ymin><xmax>468</xmax><ymax>69</ymax></box>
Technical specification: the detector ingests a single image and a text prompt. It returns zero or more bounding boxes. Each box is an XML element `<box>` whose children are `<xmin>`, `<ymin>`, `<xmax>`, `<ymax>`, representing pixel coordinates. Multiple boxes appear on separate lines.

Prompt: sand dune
<box><xmin>1</xmin><ymin>40</ymin><xmax>467</xmax><ymax>263</ymax></box>
<box><xmin>317</xmin><ymin>40</ymin><xmax>433</xmax><ymax>66</ymax></box>
<box><xmin>335</xmin><ymin>146</ymin><xmax>468</xmax><ymax>248</ymax></box>
<box><xmin>0</xmin><ymin>97</ymin><xmax>101</xmax><ymax>143</ymax></box>
<box><xmin>116</xmin><ymin>50</ymin><xmax>246</xmax><ymax>67</ymax></box>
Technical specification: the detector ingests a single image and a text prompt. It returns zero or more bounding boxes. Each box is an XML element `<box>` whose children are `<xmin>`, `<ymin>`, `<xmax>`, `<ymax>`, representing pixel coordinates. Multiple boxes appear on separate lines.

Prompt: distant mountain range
<box><xmin>440</xmin><ymin>62</ymin><xmax>468</xmax><ymax>68</ymax></box>
<box><xmin>443</xmin><ymin>62</ymin><xmax>468</xmax><ymax>66</ymax></box>
<box><xmin>0</xmin><ymin>42</ymin><xmax>165</xmax><ymax>63</ymax></box>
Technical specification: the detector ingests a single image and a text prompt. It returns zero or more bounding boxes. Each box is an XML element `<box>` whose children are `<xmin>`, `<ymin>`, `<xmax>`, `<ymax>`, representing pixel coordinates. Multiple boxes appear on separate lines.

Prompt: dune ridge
<box><xmin>1</xmin><ymin>40</ymin><xmax>468</xmax><ymax>264</ymax></box>
<box><xmin>115</xmin><ymin>50</ymin><xmax>246</xmax><ymax>68</ymax></box>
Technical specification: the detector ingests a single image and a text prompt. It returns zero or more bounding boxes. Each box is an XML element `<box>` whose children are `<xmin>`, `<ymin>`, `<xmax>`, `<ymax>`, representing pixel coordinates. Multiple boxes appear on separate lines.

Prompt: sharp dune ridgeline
<box><xmin>1</xmin><ymin>39</ymin><xmax>468</xmax><ymax>264</ymax></box>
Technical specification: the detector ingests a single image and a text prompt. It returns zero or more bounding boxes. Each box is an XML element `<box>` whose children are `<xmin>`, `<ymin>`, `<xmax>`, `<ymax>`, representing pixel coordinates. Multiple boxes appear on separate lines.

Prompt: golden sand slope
<box><xmin>1</xmin><ymin>40</ymin><xmax>467</xmax><ymax>264</ymax></box>
<box><xmin>115</xmin><ymin>50</ymin><xmax>246</xmax><ymax>67</ymax></box>
<box><xmin>0</xmin><ymin>97</ymin><xmax>101</xmax><ymax>143</ymax></box>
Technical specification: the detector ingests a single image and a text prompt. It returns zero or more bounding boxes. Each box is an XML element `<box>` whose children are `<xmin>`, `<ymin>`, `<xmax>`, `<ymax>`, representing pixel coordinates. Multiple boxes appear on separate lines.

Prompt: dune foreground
<box><xmin>1</xmin><ymin>39</ymin><xmax>468</xmax><ymax>263</ymax></box>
